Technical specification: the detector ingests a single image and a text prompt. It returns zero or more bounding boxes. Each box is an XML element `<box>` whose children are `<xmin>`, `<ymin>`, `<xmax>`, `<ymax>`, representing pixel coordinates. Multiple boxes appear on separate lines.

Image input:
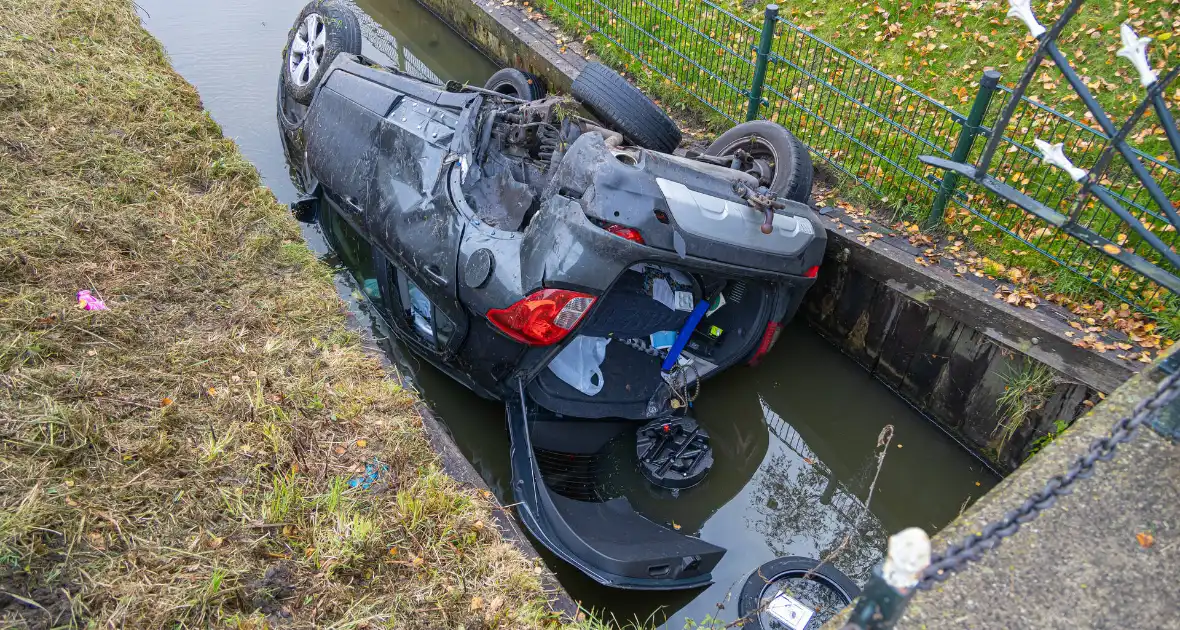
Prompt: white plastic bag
<box><xmin>547</xmin><ymin>335</ymin><xmax>610</xmax><ymax>396</ymax></box>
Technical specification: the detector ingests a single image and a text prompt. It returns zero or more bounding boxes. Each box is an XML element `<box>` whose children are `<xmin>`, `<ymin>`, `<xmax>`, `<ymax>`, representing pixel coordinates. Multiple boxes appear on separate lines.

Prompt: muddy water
<box><xmin>138</xmin><ymin>0</ymin><xmax>998</xmax><ymax>625</ymax></box>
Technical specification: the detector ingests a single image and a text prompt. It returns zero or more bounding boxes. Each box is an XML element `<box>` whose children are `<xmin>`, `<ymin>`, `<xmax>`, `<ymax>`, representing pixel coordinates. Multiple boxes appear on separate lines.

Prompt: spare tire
<box><xmin>704</xmin><ymin>120</ymin><xmax>813</xmax><ymax>204</ymax></box>
<box><xmin>484</xmin><ymin>68</ymin><xmax>547</xmax><ymax>100</ymax></box>
<box><xmin>572</xmin><ymin>63</ymin><xmax>681</xmax><ymax>153</ymax></box>
<box><xmin>283</xmin><ymin>1</ymin><xmax>362</xmax><ymax>105</ymax></box>
<box><xmin>737</xmin><ymin>556</ymin><xmax>859</xmax><ymax>629</ymax></box>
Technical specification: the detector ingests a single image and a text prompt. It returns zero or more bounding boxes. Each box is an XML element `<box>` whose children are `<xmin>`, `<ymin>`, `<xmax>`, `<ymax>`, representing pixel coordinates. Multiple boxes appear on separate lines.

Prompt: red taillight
<box><xmin>606</xmin><ymin>224</ymin><xmax>645</xmax><ymax>244</ymax></box>
<box><xmin>486</xmin><ymin>289</ymin><xmax>596</xmax><ymax>346</ymax></box>
<box><xmin>805</xmin><ymin>265</ymin><xmax>820</xmax><ymax>279</ymax></box>
<box><xmin>748</xmin><ymin>321</ymin><xmax>782</xmax><ymax>366</ymax></box>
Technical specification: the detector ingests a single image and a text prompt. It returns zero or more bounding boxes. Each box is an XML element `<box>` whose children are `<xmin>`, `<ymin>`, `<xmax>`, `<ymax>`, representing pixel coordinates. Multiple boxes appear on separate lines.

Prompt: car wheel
<box><xmin>704</xmin><ymin>120</ymin><xmax>813</xmax><ymax>203</ymax></box>
<box><xmin>283</xmin><ymin>0</ymin><xmax>362</xmax><ymax>105</ymax></box>
<box><xmin>571</xmin><ymin>63</ymin><xmax>681</xmax><ymax>154</ymax></box>
<box><xmin>737</xmin><ymin>556</ymin><xmax>859</xmax><ymax>630</ymax></box>
<box><xmin>484</xmin><ymin>68</ymin><xmax>546</xmax><ymax>100</ymax></box>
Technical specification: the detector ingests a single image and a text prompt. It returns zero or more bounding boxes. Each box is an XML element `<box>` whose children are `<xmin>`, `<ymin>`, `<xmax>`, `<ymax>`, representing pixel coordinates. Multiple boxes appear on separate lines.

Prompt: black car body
<box><xmin>278</xmin><ymin>49</ymin><xmax>825</xmax><ymax>589</ymax></box>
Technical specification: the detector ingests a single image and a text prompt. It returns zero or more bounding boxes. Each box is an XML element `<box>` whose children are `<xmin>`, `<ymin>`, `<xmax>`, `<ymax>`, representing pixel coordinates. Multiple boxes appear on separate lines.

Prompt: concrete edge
<box><xmin>413</xmin><ymin>0</ymin><xmax>586</xmax><ymax>93</ymax></box>
<box><xmin>820</xmin><ymin>218</ymin><xmax>1136</xmax><ymax>394</ymax></box>
<box><xmin>822</xmin><ymin>342</ymin><xmax>1178</xmax><ymax>629</ymax></box>
<box><xmin>345</xmin><ymin>329</ymin><xmax>580</xmax><ymax>618</ymax></box>
<box><xmin>413</xmin><ymin>398</ymin><xmax>580</xmax><ymax>618</ymax></box>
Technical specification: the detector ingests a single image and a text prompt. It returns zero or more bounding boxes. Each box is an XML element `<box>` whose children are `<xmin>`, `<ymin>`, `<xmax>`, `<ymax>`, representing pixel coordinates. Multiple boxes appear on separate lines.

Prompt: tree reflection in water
<box><xmin>751</xmin><ymin>396</ymin><xmax>888</xmax><ymax>584</ymax></box>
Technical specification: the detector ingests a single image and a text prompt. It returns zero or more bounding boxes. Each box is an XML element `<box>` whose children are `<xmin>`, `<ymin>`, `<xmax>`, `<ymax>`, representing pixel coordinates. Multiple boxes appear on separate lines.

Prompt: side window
<box><xmin>395</xmin><ymin>267</ymin><xmax>457</xmax><ymax>352</ymax></box>
<box><xmin>323</xmin><ymin>203</ymin><xmax>382</xmax><ymax>307</ymax></box>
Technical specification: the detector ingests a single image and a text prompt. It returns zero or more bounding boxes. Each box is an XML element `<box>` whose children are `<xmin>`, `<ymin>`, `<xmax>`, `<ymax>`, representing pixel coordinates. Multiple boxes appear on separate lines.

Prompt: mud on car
<box><xmin>278</xmin><ymin>0</ymin><xmax>826</xmax><ymax>590</ymax></box>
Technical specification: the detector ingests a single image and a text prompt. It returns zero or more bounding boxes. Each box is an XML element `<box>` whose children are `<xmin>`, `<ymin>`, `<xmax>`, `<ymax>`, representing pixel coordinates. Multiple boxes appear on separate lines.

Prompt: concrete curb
<box><xmin>412</xmin><ymin>0</ymin><xmax>587</xmax><ymax>92</ymax></box>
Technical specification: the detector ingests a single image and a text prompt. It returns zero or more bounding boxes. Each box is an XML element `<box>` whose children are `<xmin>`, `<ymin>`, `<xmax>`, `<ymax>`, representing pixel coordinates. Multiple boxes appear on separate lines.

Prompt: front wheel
<box><xmin>283</xmin><ymin>1</ymin><xmax>363</xmax><ymax>105</ymax></box>
<box><xmin>704</xmin><ymin>120</ymin><xmax>813</xmax><ymax>204</ymax></box>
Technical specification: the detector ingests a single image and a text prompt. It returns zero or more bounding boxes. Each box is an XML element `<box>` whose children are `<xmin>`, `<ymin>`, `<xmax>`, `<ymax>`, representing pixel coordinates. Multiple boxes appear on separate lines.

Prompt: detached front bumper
<box><xmin>506</xmin><ymin>383</ymin><xmax>725</xmax><ymax>589</ymax></box>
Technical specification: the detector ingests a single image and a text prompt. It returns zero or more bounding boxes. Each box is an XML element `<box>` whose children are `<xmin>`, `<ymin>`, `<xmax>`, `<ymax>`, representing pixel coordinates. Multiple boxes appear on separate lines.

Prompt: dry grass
<box><xmin>0</xmin><ymin>0</ymin><xmax>564</xmax><ymax>627</ymax></box>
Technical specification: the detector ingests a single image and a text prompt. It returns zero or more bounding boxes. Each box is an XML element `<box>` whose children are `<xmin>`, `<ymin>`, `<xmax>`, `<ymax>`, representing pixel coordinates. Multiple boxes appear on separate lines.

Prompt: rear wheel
<box><xmin>484</xmin><ymin>68</ymin><xmax>546</xmax><ymax>100</ymax></box>
<box><xmin>571</xmin><ymin>63</ymin><xmax>681</xmax><ymax>153</ymax></box>
<box><xmin>704</xmin><ymin>120</ymin><xmax>813</xmax><ymax>203</ymax></box>
<box><xmin>283</xmin><ymin>1</ymin><xmax>362</xmax><ymax>105</ymax></box>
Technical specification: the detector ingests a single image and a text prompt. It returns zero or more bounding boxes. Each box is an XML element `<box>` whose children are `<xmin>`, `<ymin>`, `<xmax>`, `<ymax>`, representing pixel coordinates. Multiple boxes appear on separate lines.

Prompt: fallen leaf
<box><xmin>471</xmin><ymin>596</ymin><xmax>485</xmax><ymax>611</ymax></box>
<box><xmin>672</xmin><ymin>521</ymin><xmax>682</xmax><ymax>530</ymax></box>
<box><xmin>161</xmin><ymin>397</ymin><xmax>173</xmax><ymax>407</ymax></box>
<box><xmin>897</xmin><ymin>444</ymin><xmax>903</xmax><ymax>448</ymax></box>
<box><xmin>356</xmin><ymin>439</ymin><xmax>367</xmax><ymax>448</ymax></box>
<box><xmin>1136</xmin><ymin>532</ymin><xmax>1154</xmax><ymax>548</ymax></box>
<box><xmin>334</xmin><ymin>446</ymin><xmax>346</xmax><ymax>455</ymax></box>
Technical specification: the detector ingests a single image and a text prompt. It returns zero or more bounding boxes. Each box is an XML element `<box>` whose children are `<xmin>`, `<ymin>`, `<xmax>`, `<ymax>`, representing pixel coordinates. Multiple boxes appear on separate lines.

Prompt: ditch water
<box><xmin>137</xmin><ymin>0</ymin><xmax>998</xmax><ymax>625</ymax></box>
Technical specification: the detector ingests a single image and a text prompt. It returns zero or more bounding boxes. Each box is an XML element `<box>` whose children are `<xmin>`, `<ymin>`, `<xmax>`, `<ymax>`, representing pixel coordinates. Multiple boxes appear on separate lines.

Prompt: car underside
<box><xmin>278</xmin><ymin>1</ymin><xmax>825</xmax><ymax>590</ymax></box>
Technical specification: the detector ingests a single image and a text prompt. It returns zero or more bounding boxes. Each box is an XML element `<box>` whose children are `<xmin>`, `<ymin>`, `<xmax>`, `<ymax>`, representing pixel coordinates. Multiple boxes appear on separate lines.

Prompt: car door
<box><xmin>302</xmin><ymin>63</ymin><xmax>470</xmax><ymax>356</ymax></box>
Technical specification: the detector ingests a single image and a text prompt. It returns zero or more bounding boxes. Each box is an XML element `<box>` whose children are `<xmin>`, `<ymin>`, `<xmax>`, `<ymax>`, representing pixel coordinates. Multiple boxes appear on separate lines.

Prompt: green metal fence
<box><xmin>542</xmin><ymin>0</ymin><xmax>1180</xmax><ymax>311</ymax></box>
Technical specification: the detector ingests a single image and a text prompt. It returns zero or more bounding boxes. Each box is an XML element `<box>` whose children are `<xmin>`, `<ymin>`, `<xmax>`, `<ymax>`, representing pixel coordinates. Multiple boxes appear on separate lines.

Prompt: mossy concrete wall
<box><xmin>411</xmin><ymin>0</ymin><xmax>586</xmax><ymax>92</ymax></box>
<box><xmin>802</xmin><ymin>219</ymin><xmax>1135</xmax><ymax>473</ymax></box>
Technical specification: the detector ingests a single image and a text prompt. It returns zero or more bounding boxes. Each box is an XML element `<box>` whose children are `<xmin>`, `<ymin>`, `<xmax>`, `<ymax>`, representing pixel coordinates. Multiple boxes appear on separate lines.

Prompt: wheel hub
<box><xmin>288</xmin><ymin>13</ymin><xmax>327</xmax><ymax>87</ymax></box>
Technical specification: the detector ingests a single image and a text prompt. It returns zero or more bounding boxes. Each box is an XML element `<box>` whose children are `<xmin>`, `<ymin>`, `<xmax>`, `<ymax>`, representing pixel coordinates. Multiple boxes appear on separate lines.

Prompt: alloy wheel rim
<box><xmin>288</xmin><ymin>13</ymin><xmax>327</xmax><ymax>87</ymax></box>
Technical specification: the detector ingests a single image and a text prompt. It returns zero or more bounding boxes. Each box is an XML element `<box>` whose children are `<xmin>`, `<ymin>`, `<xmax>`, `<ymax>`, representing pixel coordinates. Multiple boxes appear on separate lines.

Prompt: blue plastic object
<box><xmin>661</xmin><ymin>300</ymin><xmax>710</xmax><ymax>372</ymax></box>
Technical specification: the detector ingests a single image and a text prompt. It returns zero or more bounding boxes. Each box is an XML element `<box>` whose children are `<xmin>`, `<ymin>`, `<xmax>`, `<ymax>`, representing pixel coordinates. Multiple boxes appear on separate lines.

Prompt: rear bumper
<box><xmin>506</xmin><ymin>383</ymin><xmax>724</xmax><ymax>589</ymax></box>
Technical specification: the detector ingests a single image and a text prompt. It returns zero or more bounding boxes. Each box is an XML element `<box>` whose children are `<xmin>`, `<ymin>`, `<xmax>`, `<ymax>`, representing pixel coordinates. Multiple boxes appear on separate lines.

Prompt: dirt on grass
<box><xmin>0</xmin><ymin>1</ymin><xmax>566</xmax><ymax>627</ymax></box>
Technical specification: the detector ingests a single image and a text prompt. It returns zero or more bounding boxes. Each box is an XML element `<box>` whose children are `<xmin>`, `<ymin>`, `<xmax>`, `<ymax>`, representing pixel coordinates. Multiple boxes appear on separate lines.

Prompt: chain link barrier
<box><xmin>918</xmin><ymin>369</ymin><xmax>1180</xmax><ymax>588</ymax></box>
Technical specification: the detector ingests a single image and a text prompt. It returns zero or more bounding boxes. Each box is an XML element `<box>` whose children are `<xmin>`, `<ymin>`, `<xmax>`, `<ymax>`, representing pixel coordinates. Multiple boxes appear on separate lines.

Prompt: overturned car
<box><xmin>278</xmin><ymin>1</ymin><xmax>825</xmax><ymax>591</ymax></box>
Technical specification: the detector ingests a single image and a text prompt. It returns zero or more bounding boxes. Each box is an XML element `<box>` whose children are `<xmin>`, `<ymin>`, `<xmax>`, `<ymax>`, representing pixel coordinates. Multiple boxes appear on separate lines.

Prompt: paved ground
<box><xmin>895</xmin><ymin>356</ymin><xmax>1180</xmax><ymax>629</ymax></box>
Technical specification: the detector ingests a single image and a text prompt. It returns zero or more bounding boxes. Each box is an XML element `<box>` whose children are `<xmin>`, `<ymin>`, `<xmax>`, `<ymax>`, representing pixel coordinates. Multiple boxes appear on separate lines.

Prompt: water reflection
<box><xmin>754</xmin><ymin>398</ymin><xmax>887</xmax><ymax>584</ymax></box>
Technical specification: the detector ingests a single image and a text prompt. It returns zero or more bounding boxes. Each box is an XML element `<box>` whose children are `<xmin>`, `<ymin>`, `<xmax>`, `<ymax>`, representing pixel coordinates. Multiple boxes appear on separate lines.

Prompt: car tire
<box><xmin>736</xmin><ymin>556</ymin><xmax>860</xmax><ymax>629</ymax></box>
<box><xmin>704</xmin><ymin>120</ymin><xmax>813</xmax><ymax>203</ymax></box>
<box><xmin>571</xmin><ymin>63</ymin><xmax>681</xmax><ymax>153</ymax></box>
<box><xmin>484</xmin><ymin>68</ymin><xmax>546</xmax><ymax>100</ymax></box>
<box><xmin>283</xmin><ymin>0</ymin><xmax>362</xmax><ymax>105</ymax></box>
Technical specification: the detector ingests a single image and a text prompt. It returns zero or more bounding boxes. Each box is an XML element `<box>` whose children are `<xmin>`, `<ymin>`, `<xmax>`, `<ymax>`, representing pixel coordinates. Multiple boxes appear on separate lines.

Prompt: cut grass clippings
<box><xmin>0</xmin><ymin>1</ymin><xmax>566</xmax><ymax>627</ymax></box>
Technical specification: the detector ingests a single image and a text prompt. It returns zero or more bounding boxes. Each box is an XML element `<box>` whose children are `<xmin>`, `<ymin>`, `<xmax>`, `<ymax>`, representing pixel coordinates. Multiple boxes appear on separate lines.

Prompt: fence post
<box><xmin>746</xmin><ymin>4</ymin><xmax>778</xmax><ymax>121</ymax></box>
<box><xmin>923</xmin><ymin>70</ymin><xmax>1002</xmax><ymax>229</ymax></box>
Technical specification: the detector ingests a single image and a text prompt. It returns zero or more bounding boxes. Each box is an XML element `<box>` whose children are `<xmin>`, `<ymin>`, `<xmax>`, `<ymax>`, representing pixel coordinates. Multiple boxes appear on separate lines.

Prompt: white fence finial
<box><xmin>882</xmin><ymin>527</ymin><xmax>931</xmax><ymax>590</ymax></box>
<box><xmin>1117</xmin><ymin>23</ymin><xmax>1157</xmax><ymax>87</ymax></box>
<box><xmin>1007</xmin><ymin>0</ymin><xmax>1046</xmax><ymax>38</ymax></box>
<box><xmin>1035</xmin><ymin>139</ymin><xmax>1088</xmax><ymax>181</ymax></box>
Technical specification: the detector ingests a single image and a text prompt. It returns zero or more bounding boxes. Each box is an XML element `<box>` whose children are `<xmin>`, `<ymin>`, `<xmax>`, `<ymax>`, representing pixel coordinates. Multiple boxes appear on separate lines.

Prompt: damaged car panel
<box><xmin>278</xmin><ymin>4</ymin><xmax>825</xmax><ymax>589</ymax></box>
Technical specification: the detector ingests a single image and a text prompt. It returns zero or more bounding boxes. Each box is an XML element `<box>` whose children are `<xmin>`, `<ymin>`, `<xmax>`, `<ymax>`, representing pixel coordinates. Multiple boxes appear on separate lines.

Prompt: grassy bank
<box><xmin>0</xmin><ymin>1</ymin><xmax>561</xmax><ymax>627</ymax></box>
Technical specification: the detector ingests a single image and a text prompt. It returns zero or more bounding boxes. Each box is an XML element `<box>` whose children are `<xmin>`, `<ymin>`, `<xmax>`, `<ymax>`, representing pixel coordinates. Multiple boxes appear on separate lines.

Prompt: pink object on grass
<box><xmin>77</xmin><ymin>290</ymin><xmax>107</xmax><ymax>311</ymax></box>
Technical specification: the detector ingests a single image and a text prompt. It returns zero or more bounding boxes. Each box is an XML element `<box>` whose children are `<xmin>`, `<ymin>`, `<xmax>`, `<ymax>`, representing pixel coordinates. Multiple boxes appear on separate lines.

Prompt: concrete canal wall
<box><xmin>408</xmin><ymin>0</ymin><xmax>586</xmax><ymax>92</ymax></box>
<box><xmin>803</xmin><ymin>220</ymin><xmax>1129</xmax><ymax>472</ymax></box>
<box><xmin>411</xmin><ymin>0</ymin><xmax>1143</xmax><ymax>474</ymax></box>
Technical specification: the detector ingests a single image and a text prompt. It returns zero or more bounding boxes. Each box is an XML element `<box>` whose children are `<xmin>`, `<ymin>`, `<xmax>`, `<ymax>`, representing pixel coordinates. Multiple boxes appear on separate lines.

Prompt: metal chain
<box><xmin>919</xmin><ymin>370</ymin><xmax>1180</xmax><ymax>588</ymax></box>
<box><xmin>618</xmin><ymin>337</ymin><xmax>662</xmax><ymax>357</ymax></box>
